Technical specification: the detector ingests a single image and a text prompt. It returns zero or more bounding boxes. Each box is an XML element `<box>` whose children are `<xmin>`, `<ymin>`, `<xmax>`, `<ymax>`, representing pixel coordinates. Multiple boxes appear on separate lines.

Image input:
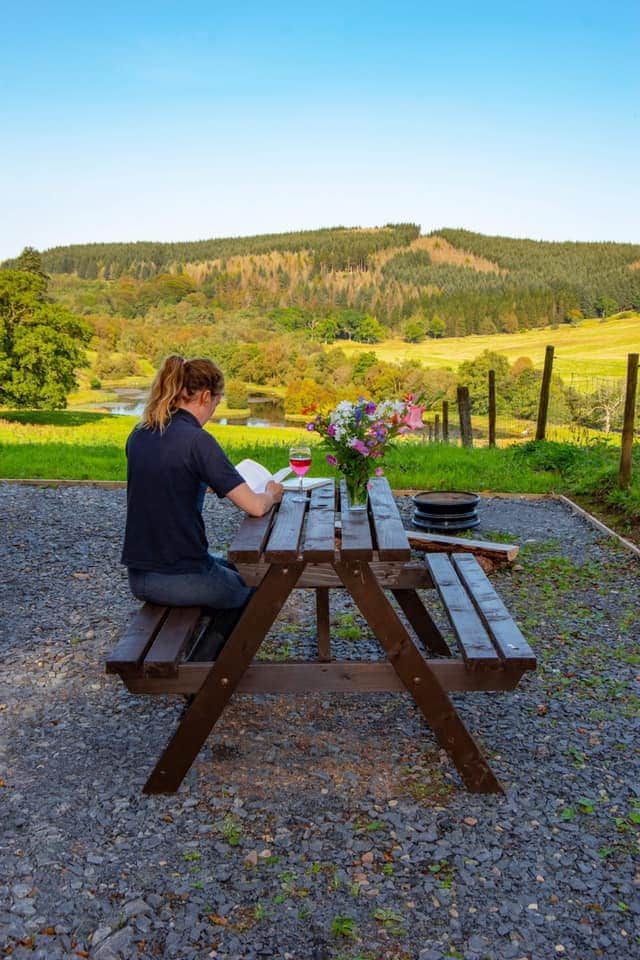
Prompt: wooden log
<box><xmin>457</xmin><ymin>386</ymin><xmax>473</xmax><ymax>448</ymax></box>
<box><xmin>535</xmin><ymin>345</ymin><xmax>555</xmax><ymax>441</ymax></box>
<box><xmin>619</xmin><ymin>352</ymin><xmax>638</xmax><ymax>490</ymax></box>
<box><xmin>434</xmin><ymin>413</ymin><xmax>440</xmax><ymax>442</ymax></box>
<box><xmin>442</xmin><ymin>401</ymin><xmax>449</xmax><ymax>442</ymax></box>
<box><xmin>405</xmin><ymin>530</ymin><xmax>518</xmax><ymax>563</ymax></box>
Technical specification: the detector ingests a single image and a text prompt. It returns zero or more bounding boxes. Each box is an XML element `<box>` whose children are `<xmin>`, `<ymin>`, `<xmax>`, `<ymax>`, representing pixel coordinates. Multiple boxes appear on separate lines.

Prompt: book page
<box><xmin>235</xmin><ymin>458</ymin><xmax>273</xmax><ymax>494</ymax></box>
<box><xmin>235</xmin><ymin>459</ymin><xmax>293</xmax><ymax>493</ymax></box>
<box><xmin>281</xmin><ymin>476</ymin><xmax>332</xmax><ymax>491</ymax></box>
<box><xmin>272</xmin><ymin>466</ymin><xmax>293</xmax><ymax>483</ymax></box>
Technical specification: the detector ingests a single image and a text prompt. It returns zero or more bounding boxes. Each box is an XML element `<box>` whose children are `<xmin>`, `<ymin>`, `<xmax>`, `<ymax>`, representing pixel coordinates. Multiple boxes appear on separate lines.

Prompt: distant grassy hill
<box><xmin>339</xmin><ymin>312</ymin><xmax>640</xmax><ymax>383</ymax></box>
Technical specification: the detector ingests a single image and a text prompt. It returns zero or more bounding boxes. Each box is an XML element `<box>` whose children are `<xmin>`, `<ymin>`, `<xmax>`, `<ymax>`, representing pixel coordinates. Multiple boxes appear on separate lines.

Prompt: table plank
<box><xmin>264</xmin><ymin>491</ymin><xmax>307</xmax><ymax>561</ymax></box>
<box><xmin>228</xmin><ymin>508</ymin><xmax>276</xmax><ymax>563</ymax></box>
<box><xmin>339</xmin><ymin>479</ymin><xmax>373</xmax><ymax>559</ymax></box>
<box><xmin>302</xmin><ymin>482</ymin><xmax>336</xmax><ymax>561</ymax></box>
<box><xmin>368</xmin><ymin>476</ymin><xmax>411</xmax><ymax>560</ymax></box>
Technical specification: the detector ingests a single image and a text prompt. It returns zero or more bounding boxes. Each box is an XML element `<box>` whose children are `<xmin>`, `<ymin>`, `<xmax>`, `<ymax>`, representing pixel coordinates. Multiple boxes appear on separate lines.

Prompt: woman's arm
<box><xmin>226</xmin><ymin>480</ymin><xmax>284</xmax><ymax>517</ymax></box>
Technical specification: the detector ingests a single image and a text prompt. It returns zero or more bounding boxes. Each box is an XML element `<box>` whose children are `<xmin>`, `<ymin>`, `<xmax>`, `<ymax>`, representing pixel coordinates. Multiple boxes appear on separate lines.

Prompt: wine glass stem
<box><xmin>300</xmin><ymin>476</ymin><xmax>303</xmax><ymax>497</ymax></box>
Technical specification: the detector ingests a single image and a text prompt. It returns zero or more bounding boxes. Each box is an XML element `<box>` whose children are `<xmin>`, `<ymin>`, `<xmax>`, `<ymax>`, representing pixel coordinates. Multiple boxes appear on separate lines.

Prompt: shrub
<box><xmin>225</xmin><ymin>380</ymin><xmax>249</xmax><ymax>409</ymax></box>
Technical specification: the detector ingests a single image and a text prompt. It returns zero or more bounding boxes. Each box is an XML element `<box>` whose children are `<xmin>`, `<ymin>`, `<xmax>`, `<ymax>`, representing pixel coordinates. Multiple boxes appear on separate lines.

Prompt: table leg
<box><xmin>334</xmin><ymin>560</ymin><xmax>503</xmax><ymax>794</ymax></box>
<box><xmin>143</xmin><ymin>562</ymin><xmax>305</xmax><ymax>794</ymax></box>
<box><xmin>392</xmin><ymin>588</ymin><xmax>451</xmax><ymax>656</ymax></box>
<box><xmin>316</xmin><ymin>588</ymin><xmax>331</xmax><ymax>661</ymax></box>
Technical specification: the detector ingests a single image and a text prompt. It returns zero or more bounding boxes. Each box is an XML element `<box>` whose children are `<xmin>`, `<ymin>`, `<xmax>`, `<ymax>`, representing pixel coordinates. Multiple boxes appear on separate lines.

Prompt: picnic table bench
<box><xmin>107</xmin><ymin>478</ymin><xmax>535</xmax><ymax>794</ymax></box>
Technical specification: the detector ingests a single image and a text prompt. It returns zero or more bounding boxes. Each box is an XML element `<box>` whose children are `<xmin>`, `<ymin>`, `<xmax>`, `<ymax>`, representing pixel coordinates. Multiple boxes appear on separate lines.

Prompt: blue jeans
<box><xmin>127</xmin><ymin>554</ymin><xmax>253</xmax><ymax>610</ymax></box>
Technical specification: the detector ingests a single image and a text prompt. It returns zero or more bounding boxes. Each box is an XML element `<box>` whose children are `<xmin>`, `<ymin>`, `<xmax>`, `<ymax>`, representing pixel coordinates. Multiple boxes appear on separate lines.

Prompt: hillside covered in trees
<box><xmin>1</xmin><ymin>227</ymin><xmax>637</xmax><ymax>430</ymax></box>
<box><xmin>3</xmin><ymin>224</ymin><xmax>638</xmax><ymax>346</ymax></box>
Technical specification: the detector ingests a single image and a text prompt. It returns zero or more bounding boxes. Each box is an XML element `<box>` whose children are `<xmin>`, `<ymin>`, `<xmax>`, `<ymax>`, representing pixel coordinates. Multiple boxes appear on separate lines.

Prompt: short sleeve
<box><xmin>190</xmin><ymin>429</ymin><xmax>245</xmax><ymax>499</ymax></box>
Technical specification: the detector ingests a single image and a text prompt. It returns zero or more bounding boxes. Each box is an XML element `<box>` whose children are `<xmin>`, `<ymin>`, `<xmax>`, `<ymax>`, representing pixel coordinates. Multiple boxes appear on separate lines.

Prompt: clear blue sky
<box><xmin>1</xmin><ymin>0</ymin><xmax>638</xmax><ymax>260</ymax></box>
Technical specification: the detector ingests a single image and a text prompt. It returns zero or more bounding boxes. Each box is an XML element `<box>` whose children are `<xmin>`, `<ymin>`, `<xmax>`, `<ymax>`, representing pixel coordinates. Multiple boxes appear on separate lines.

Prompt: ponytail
<box><xmin>140</xmin><ymin>355</ymin><xmax>225</xmax><ymax>431</ymax></box>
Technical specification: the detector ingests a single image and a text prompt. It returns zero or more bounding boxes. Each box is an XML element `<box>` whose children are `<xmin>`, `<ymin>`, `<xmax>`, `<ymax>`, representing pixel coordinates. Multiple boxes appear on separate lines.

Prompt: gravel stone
<box><xmin>0</xmin><ymin>485</ymin><xmax>639</xmax><ymax>960</ymax></box>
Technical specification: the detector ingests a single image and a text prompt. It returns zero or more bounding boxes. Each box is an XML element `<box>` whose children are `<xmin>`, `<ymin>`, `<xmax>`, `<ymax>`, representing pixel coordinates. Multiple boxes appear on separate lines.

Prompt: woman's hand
<box><xmin>265</xmin><ymin>480</ymin><xmax>284</xmax><ymax>503</ymax></box>
<box><xmin>227</xmin><ymin>481</ymin><xmax>283</xmax><ymax>517</ymax></box>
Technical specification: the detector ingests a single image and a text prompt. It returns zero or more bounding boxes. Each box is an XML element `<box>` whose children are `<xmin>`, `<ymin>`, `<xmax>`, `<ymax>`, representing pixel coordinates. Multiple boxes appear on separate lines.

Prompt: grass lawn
<box><xmin>1</xmin><ymin>411</ymin><xmax>638</xmax><ymax>545</ymax></box>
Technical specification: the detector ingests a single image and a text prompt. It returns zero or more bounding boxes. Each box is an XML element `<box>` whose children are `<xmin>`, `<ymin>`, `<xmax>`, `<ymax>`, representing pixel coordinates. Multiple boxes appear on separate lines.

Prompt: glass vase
<box><xmin>344</xmin><ymin>472</ymin><xmax>369</xmax><ymax>511</ymax></box>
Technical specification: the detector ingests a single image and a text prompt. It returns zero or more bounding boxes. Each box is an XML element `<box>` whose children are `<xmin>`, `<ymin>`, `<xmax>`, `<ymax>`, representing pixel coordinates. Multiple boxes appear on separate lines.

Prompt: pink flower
<box><xmin>325</xmin><ymin>454</ymin><xmax>338</xmax><ymax>466</ymax></box>
<box><xmin>375</xmin><ymin>467</ymin><xmax>384</xmax><ymax>476</ymax></box>
<box><xmin>350</xmin><ymin>439</ymin><xmax>369</xmax><ymax>456</ymax></box>
<box><xmin>403</xmin><ymin>404</ymin><xmax>424</xmax><ymax>430</ymax></box>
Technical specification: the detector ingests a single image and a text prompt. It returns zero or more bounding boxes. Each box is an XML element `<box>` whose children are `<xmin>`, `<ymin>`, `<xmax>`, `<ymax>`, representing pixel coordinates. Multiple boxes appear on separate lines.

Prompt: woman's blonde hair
<box><xmin>140</xmin><ymin>355</ymin><xmax>225</xmax><ymax>431</ymax></box>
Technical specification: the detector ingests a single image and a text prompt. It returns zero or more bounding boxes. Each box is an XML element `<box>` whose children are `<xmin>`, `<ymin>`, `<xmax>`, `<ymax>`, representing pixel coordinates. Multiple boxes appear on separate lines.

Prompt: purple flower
<box><xmin>325</xmin><ymin>454</ymin><xmax>338</xmax><ymax>466</ymax></box>
<box><xmin>305</xmin><ymin>422</ymin><xmax>315</xmax><ymax>431</ymax></box>
<box><xmin>365</xmin><ymin>401</ymin><xmax>377</xmax><ymax>415</ymax></box>
<box><xmin>327</xmin><ymin>424</ymin><xmax>336</xmax><ymax>438</ymax></box>
<box><xmin>375</xmin><ymin>467</ymin><xmax>384</xmax><ymax>476</ymax></box>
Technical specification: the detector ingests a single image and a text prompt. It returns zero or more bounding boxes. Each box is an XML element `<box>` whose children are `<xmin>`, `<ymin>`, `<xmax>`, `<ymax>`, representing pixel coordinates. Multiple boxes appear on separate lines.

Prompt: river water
<box><xmin>99</xmin><ymin>390</ymin><xmax>297</xmax><ymax>428</ymax></box>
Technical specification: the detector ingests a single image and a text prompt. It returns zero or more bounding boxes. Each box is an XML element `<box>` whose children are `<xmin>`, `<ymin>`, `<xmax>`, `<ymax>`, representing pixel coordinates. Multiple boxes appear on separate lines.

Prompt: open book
<box><xmin>235</xmin><ymin>458</ymin><xmax>332</xmax><ymax>494</ymax></box>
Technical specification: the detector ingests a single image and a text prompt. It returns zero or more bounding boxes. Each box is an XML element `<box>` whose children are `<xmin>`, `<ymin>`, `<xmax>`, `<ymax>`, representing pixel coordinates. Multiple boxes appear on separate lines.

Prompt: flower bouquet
<box><xmin>305</xmin><ymin>394</ymin><xmax>430</xmax><ymax>510</ymax></box>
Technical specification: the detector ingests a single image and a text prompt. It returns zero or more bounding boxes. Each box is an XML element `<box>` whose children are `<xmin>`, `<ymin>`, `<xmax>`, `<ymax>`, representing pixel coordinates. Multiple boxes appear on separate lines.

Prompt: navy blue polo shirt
<box><xmin>121</xmin><ymin>409</ymin><xmax>244</xmax><ymax>573</ymax></box>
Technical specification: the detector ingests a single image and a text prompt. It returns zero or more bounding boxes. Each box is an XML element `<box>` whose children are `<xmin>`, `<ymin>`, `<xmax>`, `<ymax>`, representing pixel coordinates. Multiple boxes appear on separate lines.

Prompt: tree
<box><xmin>457</xmin><ymin>350</ymin><xmax>510</xmax><ymax>414</ymax></box>
<box><xmin>428</xmin><ymin>315</ymin><xmax>445</xmax><ymax>338</ymax></box>
<box><xmin>403</xmin><ymin>317</ymin><xmax>426</xmax><ymax>342</ymax></box>
<box><xmin>14</xmin><ymin>246</ymin><xmax>49</xmax><ymax>281</ymax></box>
<box><xmin>0</xmin><ymin>271</ymin><xmax>91</xmax><ymax>408</ymax></box>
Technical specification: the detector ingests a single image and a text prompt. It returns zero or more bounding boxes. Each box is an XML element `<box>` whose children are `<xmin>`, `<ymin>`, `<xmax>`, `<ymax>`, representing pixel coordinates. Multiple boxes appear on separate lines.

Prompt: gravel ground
<box><xmin>1</xmin><ymin>484</ymin><xmax>639</xmax><ymax>960</ymax></box>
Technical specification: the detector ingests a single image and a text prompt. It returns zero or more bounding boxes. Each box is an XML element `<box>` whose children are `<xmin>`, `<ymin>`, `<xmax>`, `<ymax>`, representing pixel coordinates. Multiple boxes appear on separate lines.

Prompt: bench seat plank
<box><xmin>106</xmin><ymin>604</ymin><xmax>169</xmax><ymax>675</ymax></box>
<box><xmin>143</xmin><ymin>607</ymin><xmax>203</xmax><ymax>677</ymax></box>
<box><xmin>452</xmin><ymin>554</ymin><xmax>536</xmax><ymax>670</ymax></box>
<box><xmin>425</xmin><ymin>554</ymin><xmax>501</xmax><ymax>670</ymax></box>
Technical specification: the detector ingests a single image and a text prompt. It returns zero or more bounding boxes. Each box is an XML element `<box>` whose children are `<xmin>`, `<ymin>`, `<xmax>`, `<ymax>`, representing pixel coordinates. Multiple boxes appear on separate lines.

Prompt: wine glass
<box><xmin>288</xmin><ymin>445</ymin><xmax>312</xmax><ymax>502</ymax></box>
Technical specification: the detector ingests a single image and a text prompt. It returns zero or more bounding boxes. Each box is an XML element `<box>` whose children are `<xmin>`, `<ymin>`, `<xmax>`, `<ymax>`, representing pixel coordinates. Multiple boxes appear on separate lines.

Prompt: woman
<box><xmin>121</xmin><ymin>355</ymin><xmax>283</xmax><ymax>658</ymax></box>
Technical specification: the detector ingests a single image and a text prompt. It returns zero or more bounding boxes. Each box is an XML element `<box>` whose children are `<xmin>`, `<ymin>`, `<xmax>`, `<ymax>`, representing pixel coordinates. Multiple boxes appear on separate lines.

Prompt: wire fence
<box><xmin>419</xmin><ymin>372</ymin><xmax>638</xmax><ymax>449</ymax></box>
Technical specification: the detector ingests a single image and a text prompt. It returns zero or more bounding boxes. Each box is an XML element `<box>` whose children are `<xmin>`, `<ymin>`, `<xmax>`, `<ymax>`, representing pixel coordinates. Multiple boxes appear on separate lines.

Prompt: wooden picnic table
<box><xmin>129</xmin><ymin>477</ymin><xmax>534</xmax><ymax>796</ymax></box>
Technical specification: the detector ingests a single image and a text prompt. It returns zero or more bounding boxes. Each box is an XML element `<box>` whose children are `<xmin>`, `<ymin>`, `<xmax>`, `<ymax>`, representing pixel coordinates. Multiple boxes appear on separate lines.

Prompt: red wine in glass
<box><xmin>289</xmin><ymin>445</ymin><xmax>311</xmax><ymax>501</ymax></box>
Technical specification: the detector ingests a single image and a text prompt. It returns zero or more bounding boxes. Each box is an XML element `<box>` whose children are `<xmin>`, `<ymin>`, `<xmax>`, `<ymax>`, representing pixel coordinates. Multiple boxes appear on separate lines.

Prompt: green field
<box><xmin>1</xmin><ymin>411</ymin><xmax>638</xmax><ymax>539</ymax></box>
<box><xmin>339</xmin><ymin>313</ymin><xmax>640</xmax><ymax>383</ymax></box>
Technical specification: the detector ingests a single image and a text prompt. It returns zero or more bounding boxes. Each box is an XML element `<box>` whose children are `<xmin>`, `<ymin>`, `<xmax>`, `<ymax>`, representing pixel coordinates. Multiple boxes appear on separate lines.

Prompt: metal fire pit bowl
<box><xmin>411</xmin><ymin>490</ymin><xmax>480</xmax><ymax>532</ymax></box>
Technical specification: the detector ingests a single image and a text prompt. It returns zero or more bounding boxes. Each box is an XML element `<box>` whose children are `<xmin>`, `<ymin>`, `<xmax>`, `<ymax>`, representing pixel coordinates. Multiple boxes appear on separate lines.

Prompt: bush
<box><xmin>512</xmin><ymin>440</ymin><xmax>585</xmax><ymax>474</ymax></box>
<box><xmin>225</xmin><ymin>380</ymin><xmax>249</xmax><ymax>409</ymax></box>
<box><xmin>90</xmin><ymin>377</ymin><xmax>102</xmax><ymax>390</ymax></box>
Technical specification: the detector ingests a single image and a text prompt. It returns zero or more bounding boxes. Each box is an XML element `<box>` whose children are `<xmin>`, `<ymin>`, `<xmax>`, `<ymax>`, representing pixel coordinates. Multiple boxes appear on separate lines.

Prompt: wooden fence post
<box><xmin>442</xmin><ymin>401</ymin><xmax>449</xmax><ymax>443</ymax></box>
<box><xmin>457</xmin><ymin>386</ymin><xmax>473</xmax><ymax>448</ymax></box>
<box><xmin>619</xmin><ymin>352</ymin><xmax>638</xmax><ymax>490</ymax></box>
<box><xmin>535</xmin><ymin>345</ymin><xmax>555</xmax><ymax>441</ymax></box>
<box><xmin>428</xmin><ymin>422</ymin><xmax>433</xmax><ymax>442</ymax></box>
<box><xmin>434</xmin><ymin>413</ymin><xmax>440</xmax><ymax>442</ymax></box>
<box><xmin>488</xmin><ymin>369</ymin><xmax>496</xmax><ymax>447</ymax></box>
